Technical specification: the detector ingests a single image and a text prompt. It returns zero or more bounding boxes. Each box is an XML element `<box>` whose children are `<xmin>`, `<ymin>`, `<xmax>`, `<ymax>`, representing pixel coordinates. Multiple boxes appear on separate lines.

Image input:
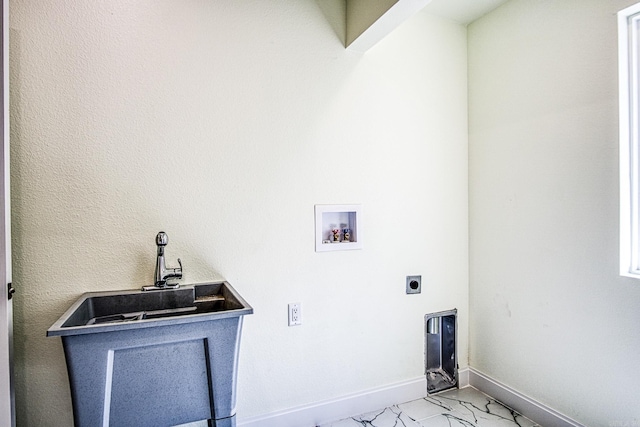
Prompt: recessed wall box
<box><xmin>425</xmin><ymin>309</ymin><xmax>458</xmax><ymax>394</ymax></box>
<box><xmin>314</xmin><ymin>204</ymin><xmax>362</xmax><ymax>252</ymax></box>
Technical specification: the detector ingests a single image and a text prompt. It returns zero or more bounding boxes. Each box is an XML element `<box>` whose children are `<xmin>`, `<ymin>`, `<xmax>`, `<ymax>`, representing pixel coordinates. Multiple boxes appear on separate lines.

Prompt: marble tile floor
<box><xmin>318</xmin><ymin>386</ymin><xmax>540</xmax><ymax>427</ymax></box>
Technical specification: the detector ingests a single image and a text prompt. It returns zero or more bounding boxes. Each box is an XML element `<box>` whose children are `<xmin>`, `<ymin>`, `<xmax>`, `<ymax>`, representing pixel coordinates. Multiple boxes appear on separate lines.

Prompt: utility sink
<box><xmin>48</xmin><ymin>281</ymin><xmax>252</xmax><ymax>334</ymax></box>
<box><xmin>47</xmin><ymin>281</ymin><xmax>253</xmax><ymax>427</ymax></box>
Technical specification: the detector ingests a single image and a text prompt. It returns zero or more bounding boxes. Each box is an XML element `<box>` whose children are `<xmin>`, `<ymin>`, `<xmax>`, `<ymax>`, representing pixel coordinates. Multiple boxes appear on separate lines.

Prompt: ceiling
<box><xmin>423</xmin><ymin>0</ymin><xmax>509</xmax><ymax>25</ymax></box>
<box><xmin>342</xmin><ymin>0</ymin><xmax>511</xmax><ymax>53</ymax></box>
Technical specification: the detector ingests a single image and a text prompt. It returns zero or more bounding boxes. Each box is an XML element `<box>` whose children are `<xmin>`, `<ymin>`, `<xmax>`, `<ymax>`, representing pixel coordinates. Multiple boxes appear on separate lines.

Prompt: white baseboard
<box><xmin>237</xmin><ymin>376</ymin><xmax>428</xmax><ymax>427</ymax></box>
<box><xmin>458</xmin><ymin>366</ymin><xmax>470</xmax><ymax>388</ymax></box>
<box><xmin>238</xmin><ymin>367</ymin><xmax>583</xmax><ymax>427</ymax></box>
<box><xmin>468</xmin><ymin>367</ymin><xmax>585</xmax><ymax>427</ymax></box>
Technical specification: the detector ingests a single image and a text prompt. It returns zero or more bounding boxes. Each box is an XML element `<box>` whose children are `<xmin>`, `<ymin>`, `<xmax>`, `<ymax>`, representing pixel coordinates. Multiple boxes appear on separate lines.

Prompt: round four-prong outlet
<box><xmin>406</xmin><ymin>275</ymin><xmax>421</xmax><ymax>294</ymax></box>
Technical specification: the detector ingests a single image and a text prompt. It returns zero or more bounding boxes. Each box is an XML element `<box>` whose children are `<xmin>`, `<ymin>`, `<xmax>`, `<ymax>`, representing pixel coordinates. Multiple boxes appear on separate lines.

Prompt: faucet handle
<box><xmin>164</xmin><ymin>257</ymin><xmax>183</xmax><ymax>285</ymax></box>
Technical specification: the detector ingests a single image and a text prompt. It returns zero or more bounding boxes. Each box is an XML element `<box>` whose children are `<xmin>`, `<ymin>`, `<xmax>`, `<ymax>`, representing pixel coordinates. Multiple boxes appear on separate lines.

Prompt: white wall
<box><xmin>9</xmin><ymin>1</ymin><xmax>469</xmax><ymax>425</ymax></box>
<box><xmin>469</xmin><ymin>0</ymin><xmax>640</xmax><ymax>425</ymax></box>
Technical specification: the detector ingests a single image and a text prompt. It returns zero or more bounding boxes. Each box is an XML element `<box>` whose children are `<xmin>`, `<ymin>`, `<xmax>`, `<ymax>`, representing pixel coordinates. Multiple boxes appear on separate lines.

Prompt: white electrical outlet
<box><xmin>288</xmin><ymin>303</ymin><xmax>302</xmax><ymax>326</ymax></box>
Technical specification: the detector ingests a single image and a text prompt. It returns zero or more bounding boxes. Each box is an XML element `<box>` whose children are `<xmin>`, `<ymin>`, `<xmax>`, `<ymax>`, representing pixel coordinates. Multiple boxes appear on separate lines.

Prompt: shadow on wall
<box><xmin>315</xmin><ymin>0</ymin><xmax>346</xmax><ymax>46</ymax></box>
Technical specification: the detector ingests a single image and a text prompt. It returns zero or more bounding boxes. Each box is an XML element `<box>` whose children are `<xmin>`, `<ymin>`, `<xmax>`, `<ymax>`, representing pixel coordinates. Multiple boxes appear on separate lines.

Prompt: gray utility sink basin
<box><xmin>48</xmin><ymin>281</ymin><xmax>253</xmax><ymax>334</ymax></box>
<box><xmin>47</xmin><ymin>281</ymin><xmax>253</xmax><ymax>427</ymax></box>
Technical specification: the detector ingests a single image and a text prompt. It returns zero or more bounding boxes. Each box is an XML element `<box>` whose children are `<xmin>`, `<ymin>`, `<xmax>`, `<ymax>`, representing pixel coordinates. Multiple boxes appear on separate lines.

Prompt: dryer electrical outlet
<box><xmin>406</xmin><ymin>275</ymin><xmax>421</xmax><ymax>294</ymax></box>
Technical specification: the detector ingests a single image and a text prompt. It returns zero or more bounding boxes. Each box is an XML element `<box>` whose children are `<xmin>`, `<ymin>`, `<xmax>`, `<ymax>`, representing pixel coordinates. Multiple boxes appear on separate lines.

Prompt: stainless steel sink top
<box><xmin>47</xmin><ymin>281</ymin><xmax>253</xmax><ymax>336</ymax></box>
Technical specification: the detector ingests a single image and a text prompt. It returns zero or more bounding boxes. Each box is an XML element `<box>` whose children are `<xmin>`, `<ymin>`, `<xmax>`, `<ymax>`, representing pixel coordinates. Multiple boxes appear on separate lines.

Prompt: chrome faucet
<box><xmin>144</xmin><ymin>231</ymin><xmax>183</xmax><ymax>290</ymax></box>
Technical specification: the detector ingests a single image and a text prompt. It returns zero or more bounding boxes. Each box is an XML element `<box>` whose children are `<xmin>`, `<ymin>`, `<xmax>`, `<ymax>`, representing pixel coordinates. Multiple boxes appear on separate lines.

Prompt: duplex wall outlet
<box><xmin>406</xmin><ymin>275</ymin><xmax>421</xmax><ymax>294</ymax></box>
<box><xmin>288</xmin><ymin>303</ymin><xmax>302</xmax><ymax>326</ymax></box>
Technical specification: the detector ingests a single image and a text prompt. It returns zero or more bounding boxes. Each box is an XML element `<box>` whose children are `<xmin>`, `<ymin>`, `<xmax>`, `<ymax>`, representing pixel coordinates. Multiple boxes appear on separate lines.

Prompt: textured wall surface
<box><xmin>9</xmin><ymin>1</ymin><xmax>468</xmax><ymax>425</ymax></box>
<box><xmin>469</xmin><ymin>0</ymin><xmax>640</xmax><ymax>425</ymax></box>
